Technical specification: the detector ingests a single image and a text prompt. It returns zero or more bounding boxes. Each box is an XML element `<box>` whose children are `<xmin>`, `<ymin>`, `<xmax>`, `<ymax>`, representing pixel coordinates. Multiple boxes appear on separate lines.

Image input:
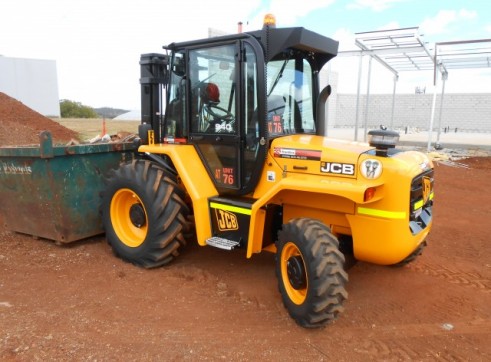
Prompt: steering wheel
<box><xmin>203</xmin><ymin>103</ymin><xmax>235</xmax><ymax>122</ymax></box>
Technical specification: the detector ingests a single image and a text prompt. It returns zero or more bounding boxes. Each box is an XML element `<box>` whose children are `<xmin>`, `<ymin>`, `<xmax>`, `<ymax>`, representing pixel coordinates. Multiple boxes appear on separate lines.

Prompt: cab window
<box><xmin>189</xmin><ymin>45</ymin><xmax>237</xmax><ymax>135</ymax></box>
<box><xmin>266</xmin><ymin>56</ymin><xmax>315</xmax><ymax>136</ymax></box>
<box><xmin>165</xmin><ymin>52</ymin><xmax>187</xmax><ymax>137</ymax></box>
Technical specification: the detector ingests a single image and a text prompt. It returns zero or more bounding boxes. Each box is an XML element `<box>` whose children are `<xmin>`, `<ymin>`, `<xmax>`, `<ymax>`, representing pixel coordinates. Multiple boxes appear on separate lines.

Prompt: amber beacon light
<box><xmin>263</xmin><ymin>13</ymin><xmax>276</xmax><ymax>28</ymax></box>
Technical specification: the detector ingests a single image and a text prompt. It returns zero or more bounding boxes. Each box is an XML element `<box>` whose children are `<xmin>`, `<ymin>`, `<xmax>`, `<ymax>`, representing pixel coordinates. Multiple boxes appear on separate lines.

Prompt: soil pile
<box><xmin>0</xmin><ymin>92</ymin><xmax>79</xmax><ymax>146</ymax></box>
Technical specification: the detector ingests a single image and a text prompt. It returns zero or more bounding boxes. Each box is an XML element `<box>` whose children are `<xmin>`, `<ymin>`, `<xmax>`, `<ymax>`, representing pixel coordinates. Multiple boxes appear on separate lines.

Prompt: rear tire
<box><xmin>276</xmin><ymin>218</ymin><xmax>348</xmax><ymax>328</ymax></box>
<box><xmin>102</xmin><ymin>159</ymin><xmax>190</xmax><ymax>268</ymax></box>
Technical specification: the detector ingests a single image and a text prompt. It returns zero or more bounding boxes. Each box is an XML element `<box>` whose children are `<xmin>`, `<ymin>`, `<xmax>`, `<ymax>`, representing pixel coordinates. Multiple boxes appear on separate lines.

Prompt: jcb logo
<box><xmin>320</xmin><ymin>162</ymin><xmax>355</xmax><ymax>175</ymax></box>
<box><xmin>215</xmin><ymin>209</ymin><xmax>239</xmax><ymax>231</ymax></box>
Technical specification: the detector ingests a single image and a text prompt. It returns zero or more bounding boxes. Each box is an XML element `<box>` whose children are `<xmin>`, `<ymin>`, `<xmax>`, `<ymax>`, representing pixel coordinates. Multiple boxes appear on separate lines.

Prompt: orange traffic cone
<box><xmin>101</xmin><ymin>118</ymin><xmax>107</xmax><ymax>136</ymax></box>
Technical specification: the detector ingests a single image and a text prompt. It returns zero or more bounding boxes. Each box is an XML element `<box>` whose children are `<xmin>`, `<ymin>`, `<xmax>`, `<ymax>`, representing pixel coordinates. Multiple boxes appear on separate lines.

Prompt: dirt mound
<box><xmin>0</xmin><ymin>92</ymin><xmax>79</xmax><ymax>146</ymax></box>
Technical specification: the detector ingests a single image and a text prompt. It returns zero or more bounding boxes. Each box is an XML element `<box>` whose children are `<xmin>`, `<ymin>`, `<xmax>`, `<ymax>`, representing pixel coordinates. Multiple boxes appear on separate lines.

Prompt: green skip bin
<box><xmin>0</xmin><ymin>131</ymin><xmax>136</xmax><ymax>243</ymax></box>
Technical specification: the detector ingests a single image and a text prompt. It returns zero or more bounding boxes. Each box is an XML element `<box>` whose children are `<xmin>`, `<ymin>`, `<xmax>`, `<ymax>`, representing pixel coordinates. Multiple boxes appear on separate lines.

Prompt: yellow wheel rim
<box><xmin>110</xmin><ymin>188</ymin><xmax>148</xmax><ymax>248</ymax></box>
<box><xmin>281</xmin><ymin>242</ymin><xmax>308</xmax><ymax>305</ymax></box>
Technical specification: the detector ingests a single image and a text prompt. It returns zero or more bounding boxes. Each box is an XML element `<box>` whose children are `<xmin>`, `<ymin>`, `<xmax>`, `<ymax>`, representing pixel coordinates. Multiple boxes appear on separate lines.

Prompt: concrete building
<box><xmin>0</xmin><ymin>56</ymin><xmax>60</xmax><ymax>117</ymax></box>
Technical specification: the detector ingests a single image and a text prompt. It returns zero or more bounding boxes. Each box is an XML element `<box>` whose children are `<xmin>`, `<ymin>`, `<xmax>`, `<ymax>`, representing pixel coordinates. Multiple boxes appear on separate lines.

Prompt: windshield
<box><xmin>266</xmin><ymin>57</ymin><xmax>315</xmax><ymax>136</ymax></box>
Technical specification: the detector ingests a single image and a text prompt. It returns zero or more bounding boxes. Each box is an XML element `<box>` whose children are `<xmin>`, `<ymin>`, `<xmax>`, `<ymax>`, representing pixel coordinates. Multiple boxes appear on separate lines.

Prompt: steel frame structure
<box><xmin>336</xmin><ymin>27</ymin><xmax>491</xmax><ymax>150</ymax></box>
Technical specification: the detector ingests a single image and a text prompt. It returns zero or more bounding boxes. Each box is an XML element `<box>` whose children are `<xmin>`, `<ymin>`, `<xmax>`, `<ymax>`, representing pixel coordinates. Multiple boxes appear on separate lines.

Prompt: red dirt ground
<box><xmin>0</xmin><ymin>93</ymin><xmax>490</xmax><ymax>360</ymax></box>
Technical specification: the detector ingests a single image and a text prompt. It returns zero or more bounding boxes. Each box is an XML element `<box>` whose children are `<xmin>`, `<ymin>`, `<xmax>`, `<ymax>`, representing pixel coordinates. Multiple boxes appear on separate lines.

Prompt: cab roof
<box><xmin>166</xmin><ymin>26</ymin><xmax>339</xmax><ymax>69</ymax></box>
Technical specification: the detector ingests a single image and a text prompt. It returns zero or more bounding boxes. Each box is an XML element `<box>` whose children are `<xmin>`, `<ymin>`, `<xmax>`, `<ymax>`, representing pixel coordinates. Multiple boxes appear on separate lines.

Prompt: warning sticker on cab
<box><xmin>273</xmin><ymin>148</ymin><xmax>321</xmax><ymax>161</ymax></box>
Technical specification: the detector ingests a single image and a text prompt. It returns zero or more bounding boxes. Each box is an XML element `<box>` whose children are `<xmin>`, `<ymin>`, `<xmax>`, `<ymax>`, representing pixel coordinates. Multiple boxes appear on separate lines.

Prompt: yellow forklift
<box><xmin>101</xmin><ymin>17</ymin><xmax>434</xmax><ymax>328</ymax></box>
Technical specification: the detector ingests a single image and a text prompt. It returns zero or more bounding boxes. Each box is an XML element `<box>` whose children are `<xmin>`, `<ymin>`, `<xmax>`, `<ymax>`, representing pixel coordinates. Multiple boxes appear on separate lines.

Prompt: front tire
<box><xmin>102</xmin><ymin>159</ymin><xmax>190</xmax><ymax>268</ymax></box>
<box><xmin>276</xmin><ymin>218</ymin><xmax>348</xmax><ymax>328</ymax></box>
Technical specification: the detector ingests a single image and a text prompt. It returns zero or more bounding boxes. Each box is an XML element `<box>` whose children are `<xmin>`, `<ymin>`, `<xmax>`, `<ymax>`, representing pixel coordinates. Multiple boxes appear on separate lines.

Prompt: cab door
<box><xmin>188</xmin><ymin>40</ymin><xmax>266</xmax><ymax>195</ymax></box>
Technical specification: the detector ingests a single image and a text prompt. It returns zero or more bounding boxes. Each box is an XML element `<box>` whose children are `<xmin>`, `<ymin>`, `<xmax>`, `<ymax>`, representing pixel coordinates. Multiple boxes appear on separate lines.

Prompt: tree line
<box><xmin>59</xmin><ymin>100</ymin><xmax>128</xmax><ymax>119</ymax></box>
<box><xmin>60</xmin><ymin>99</ymin><xmax>98</xmax><ymax>118</ymax></box>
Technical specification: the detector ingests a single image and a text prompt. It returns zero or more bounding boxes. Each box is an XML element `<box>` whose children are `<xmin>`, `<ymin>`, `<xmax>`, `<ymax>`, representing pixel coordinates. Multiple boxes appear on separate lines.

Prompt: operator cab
<box><xmin>142</xmin><ymin>23</ymin><xmax>338</xmax><ymax>196</ymax></box>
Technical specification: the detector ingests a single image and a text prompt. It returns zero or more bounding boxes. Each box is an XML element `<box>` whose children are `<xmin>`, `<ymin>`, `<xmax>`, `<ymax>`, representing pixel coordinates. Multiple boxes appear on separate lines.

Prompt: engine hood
<box><xmin>269</xmin><ymin>135</ymin><xmax>373</xmax><ymax>178</ymax></box>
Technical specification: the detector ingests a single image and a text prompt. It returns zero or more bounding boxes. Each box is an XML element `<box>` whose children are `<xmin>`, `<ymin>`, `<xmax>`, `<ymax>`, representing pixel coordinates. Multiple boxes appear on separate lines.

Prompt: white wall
<box><xmin>0</xmin><ymin>56</ymin><xmax>60</xmax><ymax>117</ymax></box>
<box><xmin>332</xmin><ymin>93</ymin><xmax>491</xmax><ymax>132</ymax></box>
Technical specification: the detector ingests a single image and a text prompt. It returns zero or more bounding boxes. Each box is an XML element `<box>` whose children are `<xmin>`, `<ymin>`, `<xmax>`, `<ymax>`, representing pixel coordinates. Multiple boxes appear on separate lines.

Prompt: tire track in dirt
<box><xmin>166</xmin><ymin>264</ymin><xmax>275</xmax><ymax>313</ymax></box>
<box><xmin>141</xmin><ymin>261</ymin><xmax>491</xmax><ymax>360</ymax></box>
<box><xmin>349</xmin><ymin>338</ymin><xmax>469</xmax><ymax>362</ymax></box>
<box><xmin>308</xmin><ymin>320</ymin><xmax>491</xmax><ymax>361</ymax></box>
<box><xmin>407</xmin><ymin>262</ymin><xmax>491</xmax><ymax>293</ymax></box>
<box><xmin>351</xmin><ymin>339</ymin><xmax>423</xmax><ymax>361</ymax></box>
<box><xmin>426</xmin><ymin>295</ymin><xmax>469</xmax><ymax>321</ymax></box>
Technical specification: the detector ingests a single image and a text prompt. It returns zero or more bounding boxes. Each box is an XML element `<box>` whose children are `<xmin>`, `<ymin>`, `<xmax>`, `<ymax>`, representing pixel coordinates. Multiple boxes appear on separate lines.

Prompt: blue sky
<box><xmin>1</xmin><ymin>0</ymin><xmax>490</xmax><ymax>109</ymax></box>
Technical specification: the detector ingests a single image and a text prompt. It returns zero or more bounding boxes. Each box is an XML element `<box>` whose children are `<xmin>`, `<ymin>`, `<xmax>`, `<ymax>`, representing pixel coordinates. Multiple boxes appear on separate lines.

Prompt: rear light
<box><xmin>364</xmin><ymin>187</ymin><xmax>376</xmax><ymax>202</ymax></box>
<box><xmin>409</xmin><ymin>170</ymin><xmax>434</xmax><ymax>234</ymax></box>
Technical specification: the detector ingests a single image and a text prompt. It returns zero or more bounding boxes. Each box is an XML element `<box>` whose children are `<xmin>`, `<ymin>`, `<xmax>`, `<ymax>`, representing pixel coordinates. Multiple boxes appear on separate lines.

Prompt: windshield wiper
<box><xmin>267</xmin><ymin>59</ymin><xmax>289</xmax><ymax>97</ymax></box>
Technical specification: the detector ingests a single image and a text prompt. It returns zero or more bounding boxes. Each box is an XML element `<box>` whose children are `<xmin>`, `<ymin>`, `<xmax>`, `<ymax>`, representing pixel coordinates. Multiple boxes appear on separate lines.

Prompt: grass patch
<box><xmin>52</xmin><ymin>118</ymin><xmax>140</xmax><ymax>140</ymax></box>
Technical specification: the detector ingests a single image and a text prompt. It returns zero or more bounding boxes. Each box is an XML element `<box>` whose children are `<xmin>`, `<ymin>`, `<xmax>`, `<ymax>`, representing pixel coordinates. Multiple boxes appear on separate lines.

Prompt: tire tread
<box><xmin>102</xmin><ymin>159</ymin><xmax>190</xmax><ymax>268</ymax></box>
<box><xmin>276</xmin><ymin>218</ymin><xmax>348</xmax><ymax>328</ymax></box>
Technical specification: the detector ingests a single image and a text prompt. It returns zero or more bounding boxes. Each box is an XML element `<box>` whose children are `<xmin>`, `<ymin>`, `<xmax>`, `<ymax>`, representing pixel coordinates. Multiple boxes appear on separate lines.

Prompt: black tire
<box><xmin>338</xmin><ymin>234</ymin><xmax>358</xmax><ymax>270</ymax></box>
<box><xmin>391</xmin><ymin>241</ymin><xmax>426</xmax><ymax>267</ymax></box>
<box><xmin>102</xmin><ymin>159</ymin><xmax>190</xmax><ymax>268</ymax></box>
<box><xmin>276</xmin><ymin>218</ymin><xmax>348</xmax><ymax>328</ymax></box>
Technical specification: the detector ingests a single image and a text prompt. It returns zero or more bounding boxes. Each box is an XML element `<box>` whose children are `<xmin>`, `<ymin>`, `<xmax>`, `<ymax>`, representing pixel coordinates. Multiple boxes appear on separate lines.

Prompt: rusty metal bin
<box><xmin>0</xmin><ymin>131</ymin><xmax>136</xmax><ymax>243</ymax></box>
